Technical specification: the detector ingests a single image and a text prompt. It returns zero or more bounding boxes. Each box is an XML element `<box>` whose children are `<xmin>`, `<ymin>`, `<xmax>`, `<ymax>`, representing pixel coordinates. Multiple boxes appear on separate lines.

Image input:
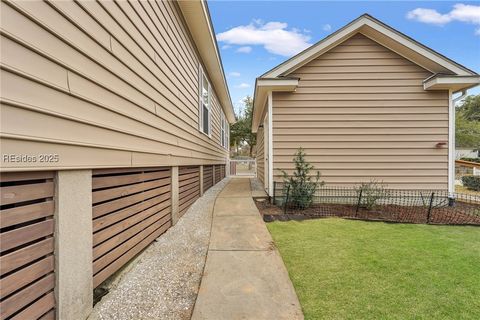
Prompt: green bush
<box><xmin>280</xmin><ymin>148</ymin><xmax>324</xmax><ymax>209</ymax></box>
<box><xmin>461</xmin><ymin>175</ymin><xmax>480</xmax><ymax>191</ymax></box>
<box><xmin>355</xmin><ymin>179</ymin><xmax>389</xmax><ymax>210</ymax></box>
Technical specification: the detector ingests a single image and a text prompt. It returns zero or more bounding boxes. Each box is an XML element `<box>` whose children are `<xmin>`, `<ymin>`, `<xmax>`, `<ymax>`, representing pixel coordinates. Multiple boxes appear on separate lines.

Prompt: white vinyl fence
<box><xmin>229</xmin><ymin>159</ymin><xmax>256</xmax><ymax>176</ymax></box>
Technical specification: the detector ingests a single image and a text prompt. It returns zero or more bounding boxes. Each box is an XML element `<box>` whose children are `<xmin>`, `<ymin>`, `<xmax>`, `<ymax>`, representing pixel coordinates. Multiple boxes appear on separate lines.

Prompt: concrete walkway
<box><xmin>192</xmin><ymin>178</ymin><xmax>303</xmax><ymax>320</ymax></box>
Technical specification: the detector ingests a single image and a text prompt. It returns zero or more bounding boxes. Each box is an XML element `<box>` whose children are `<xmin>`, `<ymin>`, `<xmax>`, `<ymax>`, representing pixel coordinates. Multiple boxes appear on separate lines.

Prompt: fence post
<box><xmin>284</xmin><ymin>184</ymin><xmax>290</xmax><ymax>215</ymax></box>
<box><xmin>355</xmin><ymin>189</ymin><xmax>363</xmax><ymax>216</ymax></box>
<box><xmin>426</xmin><ymin>192</ymin><xmax>435</xmax><ymax>224</ymax></box>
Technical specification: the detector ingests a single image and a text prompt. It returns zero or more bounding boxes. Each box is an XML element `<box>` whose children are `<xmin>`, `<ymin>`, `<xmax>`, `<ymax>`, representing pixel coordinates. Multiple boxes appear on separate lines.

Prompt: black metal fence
<box><xmin>273</xmin><ymin>182</ymin><xmax>480</xmax><ymax>225</ymax></box>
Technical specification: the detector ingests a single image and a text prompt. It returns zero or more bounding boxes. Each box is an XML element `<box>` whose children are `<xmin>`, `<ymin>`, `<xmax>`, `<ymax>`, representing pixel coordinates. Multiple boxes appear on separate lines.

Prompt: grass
<box><xmin>267</xmin><ymin>218</ymin><xmax>480</xmax><ymax>320</ymax></box>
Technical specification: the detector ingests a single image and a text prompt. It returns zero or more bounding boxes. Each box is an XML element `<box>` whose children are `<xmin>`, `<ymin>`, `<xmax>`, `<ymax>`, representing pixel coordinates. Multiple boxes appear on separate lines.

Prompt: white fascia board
<box><xmin>177</xmin><ymin>1</ymin><xmax>235</xmax><ymax>124</ymax></box>
<box><xmin>252</xmin><ymin>79</ymin><xmax>299</xmax><ymax>133</ymax></box>
<box><xmin>424</xmin><ymin>75</ymin><xmax>480</xmax><ymax>92</ymax></box>
<box><xmin>263</xmin><ymin>20</ymin><xmax>364</xmax><ymax>78</ymax></box>
<box><xmin>362</xmin><ymin>20</ymin><xmax>472</xmax><ymax>76</ymax></box>
<box><xmin>252</xmin><ymin>87</ymin><xmax>268</xmax><ymax>133</ymax></box>
<box><xmin>257</xmin><ymin>78</ymin><xmax>299</xmax><ymax>88</ymax></box>
<box><xmin>263</xmin><ymin>16</ymin><xmax>475</xmax><ymax>78</ymax></box>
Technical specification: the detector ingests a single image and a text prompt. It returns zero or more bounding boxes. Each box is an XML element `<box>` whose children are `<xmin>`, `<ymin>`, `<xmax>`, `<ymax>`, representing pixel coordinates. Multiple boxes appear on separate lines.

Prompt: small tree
<box><xmin>280</xmin><ymin>148</ymin><xmax>324</xmax><ymax>209</ymax></box>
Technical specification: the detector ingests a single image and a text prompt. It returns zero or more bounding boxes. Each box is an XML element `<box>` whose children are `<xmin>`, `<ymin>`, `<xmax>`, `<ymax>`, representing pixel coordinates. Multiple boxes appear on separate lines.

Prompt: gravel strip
<box><xmin>250</xmin><ymin>177</ymin><xmax>263</xmax><ymax>193</ymax></box>
<box><xmin>89</xmin><ymin>178</ymin><xmax>230</xmax><ymax>320</ymax></box>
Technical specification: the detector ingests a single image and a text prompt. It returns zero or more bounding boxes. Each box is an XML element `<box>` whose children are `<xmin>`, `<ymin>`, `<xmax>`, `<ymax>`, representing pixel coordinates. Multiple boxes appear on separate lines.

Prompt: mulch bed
<box><xmin>255</xmin><ymin>199</ymin><xmax>480</xmax><ymax>226</ymax></box>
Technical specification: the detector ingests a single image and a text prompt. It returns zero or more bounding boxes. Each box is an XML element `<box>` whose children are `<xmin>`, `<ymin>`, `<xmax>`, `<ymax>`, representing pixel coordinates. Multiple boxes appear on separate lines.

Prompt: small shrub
<box><xmin>355</xmin><ymin>179</ymin><xmax>389</xmax><ymax>210</ymax></box>
<box><xmin>280</xmin><ymin>148</ymin><xmax>324</xmax><ymax>209</ymax></box>
<box><xmin>462</xmin><ymin>175</ymin><xmax>480</xmax><ymax>191</ymax></box>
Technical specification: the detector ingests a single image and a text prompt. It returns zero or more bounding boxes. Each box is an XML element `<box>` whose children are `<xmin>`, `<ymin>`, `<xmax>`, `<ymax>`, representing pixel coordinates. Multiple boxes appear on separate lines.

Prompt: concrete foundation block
<box><xmin>199</xmin><ymin>165</ymin><xmax>204</xmax><ymax>196</ymax></box>
<box><xmin>171</xmin><ymin>166</ymin><xmax>180</xmax><ymax>225</ymax></box>
<box><xmin>55</xmin><ymin>170</ymin><xmax>93</xmax><ymax>320</ymax></box>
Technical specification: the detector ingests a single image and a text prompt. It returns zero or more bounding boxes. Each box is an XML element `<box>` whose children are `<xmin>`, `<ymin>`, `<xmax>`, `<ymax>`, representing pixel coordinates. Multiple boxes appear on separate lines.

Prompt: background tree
<box><xmin>457</xmin><ymin>95</ymin><xmax>480</xmax><ymax>121</ymax></box>
<box><xmin>230</xmin><ymin>96</ymin><xmax>256</xmax><ymax>157</ymax></box>
<box><xmin>456</xmin><ymin>95</ymin><xmax>480</xmax><ymax>150</ymax></box>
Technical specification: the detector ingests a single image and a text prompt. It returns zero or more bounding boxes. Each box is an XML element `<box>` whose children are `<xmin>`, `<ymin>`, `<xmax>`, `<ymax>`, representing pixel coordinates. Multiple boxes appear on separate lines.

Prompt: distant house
<box><xmin>0</xmin><ymin>1</ymin><xmax>233</xmax><ymax>319</ymax></box>
<box><xmin>456</xmin><ymin>149</ymin><xmax>479</xmax><ymax>159</ymax></box>
<box><xmin>253</xmin><ymin>14</ymin><xmax>480</xmax><ymax>195</ymax></box>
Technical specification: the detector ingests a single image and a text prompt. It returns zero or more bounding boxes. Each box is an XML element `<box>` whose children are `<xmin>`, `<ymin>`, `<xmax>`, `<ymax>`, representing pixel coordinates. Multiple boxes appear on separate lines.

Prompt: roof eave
<box><xmin>423</xmin><ymin>75</ymin><xmax>480</xmax><ymax>92</ymax></box>
<box><xmin>177</xmin><ymin>0</ymin><xmax>235</xmax><ymax>124</ymax></box>
<box><xmin>261</xmin><ymin>14</ymin><xmax>477</xmax><ymax>80</ymax></box>
<box><xmin>252</xmin><ymin>78</ymin><xmax>299</xmax><ymax>133</ymax></box>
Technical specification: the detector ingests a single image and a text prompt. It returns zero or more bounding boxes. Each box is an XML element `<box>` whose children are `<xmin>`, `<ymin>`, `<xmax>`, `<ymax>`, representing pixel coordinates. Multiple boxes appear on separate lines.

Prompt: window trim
<box><xmin>220</xmin><ymin>109</ymin><xmax>229</xmax><ymax>150</ymax></box>
<box><xmin>226</xmin><ymin>121</ymin><xmax>230</xmax><ymax>150</ymax></box>
<box><xmin>198</xmin><ymin>65</ymin><xmax>212</xmax><ymax>138</ymax></box>
<box><xmin>220</xmin><ymin>110</ymin><xmax>226</xmax><ymax>148</ymax></box>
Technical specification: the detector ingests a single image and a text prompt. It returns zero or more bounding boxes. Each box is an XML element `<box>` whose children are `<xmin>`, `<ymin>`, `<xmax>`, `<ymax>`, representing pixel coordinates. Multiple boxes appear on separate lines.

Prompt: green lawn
<box><xmin>267</xmin><ymin>218</ymin><xmax>480</xmax><ymax>320</ymax></box>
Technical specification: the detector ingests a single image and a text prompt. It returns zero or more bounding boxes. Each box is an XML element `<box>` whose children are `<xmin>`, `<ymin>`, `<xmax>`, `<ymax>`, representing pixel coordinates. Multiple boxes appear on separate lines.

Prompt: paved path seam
<box><xmin>191</xmin><ymin>178</ymin><xmax>304</xmax><ymax>320</ymax></box>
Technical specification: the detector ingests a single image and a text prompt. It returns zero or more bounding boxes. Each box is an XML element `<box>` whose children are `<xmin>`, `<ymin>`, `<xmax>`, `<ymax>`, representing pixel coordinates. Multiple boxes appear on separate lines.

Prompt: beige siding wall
<box><xmin>256</xmin><ymin>127</ymin><xmax>265</xmax><ymax>185</ymax></box>
<box><xmin>0</xmin><ymin>0</ymin><xmax>228</xmax><ymax>171</ymax></box>
<box><xmin>272</xmin><ymin>34</ymin><xmax>449</xmax><ymax>189</ymax></box>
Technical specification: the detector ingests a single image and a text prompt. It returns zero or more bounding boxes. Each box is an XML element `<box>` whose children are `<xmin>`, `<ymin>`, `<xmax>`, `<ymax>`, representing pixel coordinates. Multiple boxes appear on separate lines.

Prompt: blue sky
<box><xmin>208</xmin><ymin>1</ymin><xmax>480</xmax><ymax>114</ymax></box>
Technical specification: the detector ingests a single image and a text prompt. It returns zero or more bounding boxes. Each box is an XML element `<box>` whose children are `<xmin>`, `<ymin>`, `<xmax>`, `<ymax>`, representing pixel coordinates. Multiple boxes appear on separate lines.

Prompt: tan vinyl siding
<box><xmin>272</xmin><ymin>33</ymin><xmax>449</xmax><ymax>189</ymax></box>
<box><xmin>0</xmin><ymin>0</ymin><xmax>227</xmax><ymax>171</ymax></box>
<box><xmin>256</xmin><ymin>127</ymin><xmax>265</xmax><ymax>185</ymax></box>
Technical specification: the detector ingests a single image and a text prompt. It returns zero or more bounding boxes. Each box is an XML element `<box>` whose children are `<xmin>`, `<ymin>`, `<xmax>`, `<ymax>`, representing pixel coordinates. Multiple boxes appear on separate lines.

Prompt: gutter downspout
<box><xmin>448</xmin><ymin>90</ymin><xmax>467</xmax><ymax>195</ymax></box>
<box><xmin>268</xmin><ymin>92</ymin><xmax>273</xmax><ymax>197</ymax></box>
<box><xmin>453</xmin><ymin>90</ymin><xmax>467</xmax><ymax>104</ymax></box>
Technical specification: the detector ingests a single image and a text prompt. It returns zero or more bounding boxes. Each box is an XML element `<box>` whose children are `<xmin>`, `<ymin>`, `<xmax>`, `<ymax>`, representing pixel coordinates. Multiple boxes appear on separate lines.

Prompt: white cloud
<box><xmin>322</xmin><ymin>24</ymin><xmax>332</xmax><ymax>31</ymax></box>
<box><xmin>407</xmin><ymin>4</ymin><xmax>480</xmax><ymax>35</ymax></box>
<box><xmin>407</xmin><ymin>8</ymin><xmax>451</xmax><ymax>25</ymax></box>
<box><xmin>221</xmin><ymin>44</ymin><xmax>232</xmax><ymax>50</ymax></box>
<box><xmin>449</xmin><ymin>4</ymin><xmax>480</xmax><ymax>24</ymax></box>
<box><xmin>216</xmin><ymin>20</ymin><xmax>312</xmax><ymax>56</ymax></box>
<box><xmin>236</xmin><ymin>46</ymin><xmax>252</xmax><ymax>53</ymax></box>
<box><xmin>228</xmin><ymin>71</ymin><xmax>241</xmax><ymax>77</ymax></box>
<box><xmin>235</xmin><ymin>83</ymin><xmax>251</xmax><ymax>89</ymax></box>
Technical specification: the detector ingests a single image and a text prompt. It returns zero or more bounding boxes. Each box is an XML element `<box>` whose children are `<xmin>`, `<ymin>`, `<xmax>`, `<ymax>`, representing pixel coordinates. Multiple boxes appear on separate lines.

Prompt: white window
<box><xmin>220</xmin><ymin>110</ymin><xmax>229</xmax><ymax>149</ymax></box>
<box><xmin>221</xmin><ymin>111</ymin><xmax>226</xmax><ymax>147</ymax></box>
<box><xmin>199</xmin><ymin>66</ymin><xmax>211</xmax><ymax>136</ymax></box>
<box><xmin>226</xmin><ymin>122</ymin><xmax>230</xmax><ymax>149</ymax></box>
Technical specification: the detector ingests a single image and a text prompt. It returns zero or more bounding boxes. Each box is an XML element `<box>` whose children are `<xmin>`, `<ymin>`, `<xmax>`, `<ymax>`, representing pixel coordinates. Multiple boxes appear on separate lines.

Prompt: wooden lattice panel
<box><xmin>203</xmin><ymin>165</ymin><xmax>213</xmax><ymax>192</ymax></box>
<box><xmin>214</xmin><ymin>165</ymin><xmax>221</xmax><ymax>184</ymax></box>
<box><xmin>1</xmin><ymin>171</ymin><xmax>56</xmax><ymax>320</ymax></box>
<box><xmin>92</xmin><ymin>167</ymin><xmax>172</xmax><ymax>288</ymax></box>
<box><xmin>178</xmin><ymin>166</ymin><xmax>200</xmax><ymax>217</ymax></box>
<box><xmin>219</xmin><ymin>165</ymin><xmax>226</xmax><ymax>180</ymax></box>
